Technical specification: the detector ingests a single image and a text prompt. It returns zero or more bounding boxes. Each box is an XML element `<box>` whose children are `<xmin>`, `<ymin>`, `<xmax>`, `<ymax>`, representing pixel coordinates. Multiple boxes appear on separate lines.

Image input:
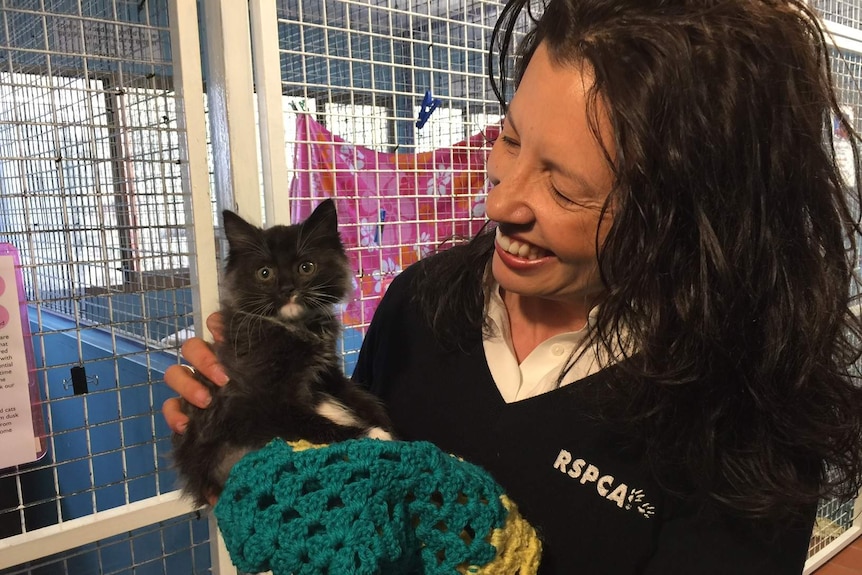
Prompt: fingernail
<box><xmin>213</xmin><ymin>367</ymin><xmax>230</xmax><ymax>386</ymax></box>
<box><xmin>176</xmin><ymin>420</ymin><xmax>188</xmax><ymax>433</ymax></box>
<box><xmin>195</xmin><ymin>390</ymin><xmax>212</xmax><ymax>408</ymax></box>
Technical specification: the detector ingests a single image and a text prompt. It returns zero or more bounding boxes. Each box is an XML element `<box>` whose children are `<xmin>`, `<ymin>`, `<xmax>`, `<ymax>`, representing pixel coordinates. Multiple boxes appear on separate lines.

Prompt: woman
<box><xmin>164</xmin><ymin>0</ymin><xmax>862</xmax><ymax>572</ymax></box>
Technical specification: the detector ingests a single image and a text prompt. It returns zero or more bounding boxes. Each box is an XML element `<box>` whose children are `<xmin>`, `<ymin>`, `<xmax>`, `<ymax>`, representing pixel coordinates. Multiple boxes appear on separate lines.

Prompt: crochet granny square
<box><xmin>214</xmin><ymin>439</ymin><xmax>542</xmax><ymax>575</ymax></box>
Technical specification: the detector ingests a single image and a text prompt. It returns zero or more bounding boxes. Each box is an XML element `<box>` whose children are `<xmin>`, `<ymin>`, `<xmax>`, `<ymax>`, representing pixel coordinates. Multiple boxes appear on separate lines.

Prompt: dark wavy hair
<box><xmin>416</xmin><ymin>0</ymin><xmax>862</xmax><ymax>518</ymax></box>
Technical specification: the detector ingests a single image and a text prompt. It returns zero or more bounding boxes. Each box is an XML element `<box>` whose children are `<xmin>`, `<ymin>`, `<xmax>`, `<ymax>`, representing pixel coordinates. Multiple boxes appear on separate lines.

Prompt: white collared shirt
<box><xmin>483</xmin><ymin>282</ymin><xmax>602</xmax><ymax>403</ymax></box>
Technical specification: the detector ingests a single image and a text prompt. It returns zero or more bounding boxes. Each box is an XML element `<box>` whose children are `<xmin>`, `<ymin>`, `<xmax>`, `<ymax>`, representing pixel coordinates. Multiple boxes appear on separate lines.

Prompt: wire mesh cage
<box><xmin>0</xmin><ymin>512</ymin><xmax>210</xmax><ymax>575</ymax></box>
<box><xmin>0</xmin><ymin>0</ymin><xmax>201</xmax><ymax>572</ymax></box>
<box><xmin>274</xmin><ymin>0</ymin><xmax>521</xmax><ymax>378</ymax></box>
<box><xmin>0</xmin><ymin>0</ymin><xmax>860</xmax><ymax>574</ymax></box>
<box><xmin>816</xmin><ymin>0</ymin><xmax>862</xmax><ymax>29</ymax></box>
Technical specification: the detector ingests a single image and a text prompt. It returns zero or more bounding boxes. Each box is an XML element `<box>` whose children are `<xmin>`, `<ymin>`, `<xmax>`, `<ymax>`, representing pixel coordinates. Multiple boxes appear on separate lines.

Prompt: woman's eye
<box><xmin>493</xmin><ymin>134</ymin><xmax>520</xmax><ymax>158</ymax></box>
<box><xmin>552</xmin><ymin>187</ymin><xmax>576</xmax><ymax>206</ymax></box>
<box><xmin>256</xmin><ymin>267</ymin><xmax>273</xmax><ymax>281</ymax></box>
<box><xmin>298</xmin><ymin>261</ymin><xmax>316</xmax><ymax>275</ymax></box>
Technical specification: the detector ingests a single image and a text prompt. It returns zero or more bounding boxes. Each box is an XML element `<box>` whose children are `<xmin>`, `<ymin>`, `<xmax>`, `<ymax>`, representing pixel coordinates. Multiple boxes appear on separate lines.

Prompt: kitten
<box><xmin>172</xmin><ymin>199</ymin><xmax>392</xmax><ymax>506</ymax></box>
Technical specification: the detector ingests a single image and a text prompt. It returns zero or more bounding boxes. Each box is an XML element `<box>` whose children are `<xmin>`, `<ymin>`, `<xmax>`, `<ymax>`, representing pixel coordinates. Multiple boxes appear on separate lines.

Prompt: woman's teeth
<box><xmin>496</xmin><ymin>228</ymin><xmax>546</xmax><ymax>260</ymax></box>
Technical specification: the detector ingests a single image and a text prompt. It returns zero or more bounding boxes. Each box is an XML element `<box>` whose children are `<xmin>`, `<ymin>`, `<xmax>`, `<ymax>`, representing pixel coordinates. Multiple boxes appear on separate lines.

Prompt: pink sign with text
<box><xmin>0</xmin><ymin>243</ymin><xmax>46</xmax><ymax>469</ymax></box>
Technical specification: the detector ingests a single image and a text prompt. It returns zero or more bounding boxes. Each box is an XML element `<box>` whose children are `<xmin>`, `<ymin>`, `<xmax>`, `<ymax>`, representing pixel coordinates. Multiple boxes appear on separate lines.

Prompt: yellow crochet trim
<box><xmin>286</xmin><ymin>438</ymin><xmax>320</xmax><ymax>451</ymax></box>
<box><xmin>459</xmin><ymin>495</ymin><xmax>542</xmax><ymax>575</ymax></box>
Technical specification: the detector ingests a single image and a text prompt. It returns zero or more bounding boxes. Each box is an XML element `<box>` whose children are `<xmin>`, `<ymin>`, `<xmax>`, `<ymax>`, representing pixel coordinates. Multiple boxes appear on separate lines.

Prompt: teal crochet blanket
<box><xmin>214</xmin><ymin>439</ymin><xmax>541</xmax><ymax>575</ymax></box>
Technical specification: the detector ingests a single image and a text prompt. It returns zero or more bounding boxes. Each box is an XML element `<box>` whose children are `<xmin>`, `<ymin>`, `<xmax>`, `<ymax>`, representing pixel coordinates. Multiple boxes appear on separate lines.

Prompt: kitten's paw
<box><xmin>365</xmin><ymin>427</ymin><xmax>392</xmax><ymax>441</ymax></box>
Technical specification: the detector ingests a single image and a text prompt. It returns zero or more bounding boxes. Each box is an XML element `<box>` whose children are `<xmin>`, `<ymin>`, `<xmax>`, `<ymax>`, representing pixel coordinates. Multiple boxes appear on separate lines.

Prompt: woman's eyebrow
<box><xmin>506</xmin><ymin>104</ymin><xmax>602</xmax><ymax>197</ymax></box>
<box><xmin>503</xmin><ymin>111</ymin><xmax>518</xmax><ymax>134</ymax></box>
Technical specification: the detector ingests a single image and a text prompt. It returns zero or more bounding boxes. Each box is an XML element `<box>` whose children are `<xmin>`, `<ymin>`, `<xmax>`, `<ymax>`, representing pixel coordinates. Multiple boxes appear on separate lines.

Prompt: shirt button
<box><xmin>551</xmin><ymin>344</ymin><xmax>565</xmax><ymax>356</ymax></box>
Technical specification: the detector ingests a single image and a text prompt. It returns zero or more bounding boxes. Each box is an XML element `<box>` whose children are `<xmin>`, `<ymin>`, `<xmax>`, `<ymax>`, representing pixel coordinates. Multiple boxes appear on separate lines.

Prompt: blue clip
<box><xmin>415</xmin><ymin>90</ymin><xmax>442</xmax><ymax>129</ymax></box>
<box><xmin>373</xmin><ymin>209</ymin><xmax>386</xmax><ymax>245</ymax></box>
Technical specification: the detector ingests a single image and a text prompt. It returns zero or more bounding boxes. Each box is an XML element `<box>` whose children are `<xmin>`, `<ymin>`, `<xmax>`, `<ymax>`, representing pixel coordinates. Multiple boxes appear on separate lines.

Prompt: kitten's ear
<box><xmin>222</xmin><ymin>210</ymin><xmax>260</xmax><ymax>252</ymax></box>
<box><xmin>304</xmin><ymin>199</ymin><xmax>338</xmax><ymax>235</ymax></box>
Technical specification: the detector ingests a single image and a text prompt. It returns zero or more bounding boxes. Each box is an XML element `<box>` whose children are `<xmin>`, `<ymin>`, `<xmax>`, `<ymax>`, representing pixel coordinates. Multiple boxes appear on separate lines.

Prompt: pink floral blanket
<box><xmin>289</xmin><ymin>114</ymin><xmax>497</xmax><ymax>328</ymax></box>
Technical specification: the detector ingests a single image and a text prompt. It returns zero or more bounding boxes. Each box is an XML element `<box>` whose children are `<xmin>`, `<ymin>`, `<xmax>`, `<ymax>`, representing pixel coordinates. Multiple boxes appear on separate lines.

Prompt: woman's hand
<box><xmin>162</xmin><ymin>313</ymin><xmax>229</xmax><ymax>433</ymax></box>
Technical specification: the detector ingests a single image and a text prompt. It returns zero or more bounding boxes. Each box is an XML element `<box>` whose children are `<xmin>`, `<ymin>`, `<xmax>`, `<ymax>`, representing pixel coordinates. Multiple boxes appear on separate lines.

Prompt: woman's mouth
<box><xmin>495</xmin><ymin>227</ymin><xmax>550</xmax><ymax>260</ymax></box>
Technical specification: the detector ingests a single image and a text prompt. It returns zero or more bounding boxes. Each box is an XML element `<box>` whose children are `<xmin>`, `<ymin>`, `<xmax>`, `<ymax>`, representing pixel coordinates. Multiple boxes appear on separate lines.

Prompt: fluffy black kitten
<box><xmin>172</xmin><ymin>199</ymin><xmax>392</xmax><ymax>506</ymax></box>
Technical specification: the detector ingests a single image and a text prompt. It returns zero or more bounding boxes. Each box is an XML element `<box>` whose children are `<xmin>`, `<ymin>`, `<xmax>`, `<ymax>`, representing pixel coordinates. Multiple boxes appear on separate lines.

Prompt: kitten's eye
<box><xmin>256</xmin><ymin>267</ymin><xmax>274</xmax><ymax>281</ymax></box>
<box><xmin>297</xmin><ymin>261</ymin><xmax>316</xmax><ymax>276</ymax></box>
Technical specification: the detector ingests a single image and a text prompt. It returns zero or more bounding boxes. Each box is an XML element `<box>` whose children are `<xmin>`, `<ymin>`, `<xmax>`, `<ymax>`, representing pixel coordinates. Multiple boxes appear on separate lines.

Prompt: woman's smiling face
<box><xmin>485</xmin><ymin>42</ymin><xmax>615</xmax><ymax>309</ymax></box>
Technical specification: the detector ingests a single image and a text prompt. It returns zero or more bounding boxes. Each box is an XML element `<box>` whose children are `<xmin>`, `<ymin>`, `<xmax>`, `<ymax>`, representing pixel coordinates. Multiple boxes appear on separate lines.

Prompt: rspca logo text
<box><xmin>553</xmin><ymin>449</ymin><xmax>656</xmax><ymax>519</ymax></box>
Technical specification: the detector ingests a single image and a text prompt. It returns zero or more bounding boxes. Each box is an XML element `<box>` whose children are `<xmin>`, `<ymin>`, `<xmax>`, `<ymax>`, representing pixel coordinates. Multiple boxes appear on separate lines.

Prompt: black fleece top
<box><xmin>352</xmin><ymin>260</ymin><xmax>815</xmax><ymax>575</ymax></box>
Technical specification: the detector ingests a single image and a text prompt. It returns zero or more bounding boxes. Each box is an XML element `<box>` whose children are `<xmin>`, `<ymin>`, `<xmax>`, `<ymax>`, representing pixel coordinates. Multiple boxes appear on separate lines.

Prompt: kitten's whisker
<box><xmin>235</xmin><ymin>309</ymin><xmax>296</xmax><ymax>330</ymax></box>
<box><xmin>304</xmin><ymin>291</ymin><xmax>343</xmax><ymax>306</ymax></box>
<box><xmin>229</xmin><ymin>303</ymin><xmax>279</xmax><ymax>352</ymax></box>
<box><xmin>306</xmin><ymin>280</ymin><xmax>346</xmax><ymax>291</ymax></box>
<box><xmin>303</xmin><ymin>298</ymin><xmax>338</xmax><ymax>319</ymax></box>
<box><xmin>304</xmin><ymin>284</ymin><xmax>347</xmax><ymax>300</ymax></box>
<box><xmin>237</xmin><ymin>313</ymin><xmax>258</xmax><ymax>354</ymax></box>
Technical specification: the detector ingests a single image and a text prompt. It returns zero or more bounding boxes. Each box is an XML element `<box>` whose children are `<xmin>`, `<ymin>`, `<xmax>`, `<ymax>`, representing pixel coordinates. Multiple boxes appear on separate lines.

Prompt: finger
<box><xmin>182</xmin><ymin>337</ymin><xmax>230</xmax><ymax>387</ymax></box>
<box><xmin>206</xmin><ymin>312</ymin><xmax>225</xmax><ymax>345</ymax></box>
<box><xmin>162</xmin><ymin>397</ymin><xmax>189</xmax><ymax>433</ymax></box>
<box><xmin>164</xmin><ymin>363</ymin><xmax>212</xmax><ymax>408</ymax></box>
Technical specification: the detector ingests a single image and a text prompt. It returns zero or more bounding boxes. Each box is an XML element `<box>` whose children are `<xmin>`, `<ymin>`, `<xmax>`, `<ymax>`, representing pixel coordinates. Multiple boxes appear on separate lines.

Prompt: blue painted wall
<box><xmin>0</xmin><ymin>310</ymin><xmax>207</xmax><ymax>574</ymax></box>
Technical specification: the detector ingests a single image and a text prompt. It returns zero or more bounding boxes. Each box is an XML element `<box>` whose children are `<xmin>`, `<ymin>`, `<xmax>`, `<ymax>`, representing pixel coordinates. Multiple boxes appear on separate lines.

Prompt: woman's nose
<box><xmin>485</xmin><ymin>183</ymin><xmax>537</xmax><ymax>226</ymax></box>
<box><xmin>486</xmin><ymin>159</ymin><xmax>535</xmax><ymax>225</ymax></box>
